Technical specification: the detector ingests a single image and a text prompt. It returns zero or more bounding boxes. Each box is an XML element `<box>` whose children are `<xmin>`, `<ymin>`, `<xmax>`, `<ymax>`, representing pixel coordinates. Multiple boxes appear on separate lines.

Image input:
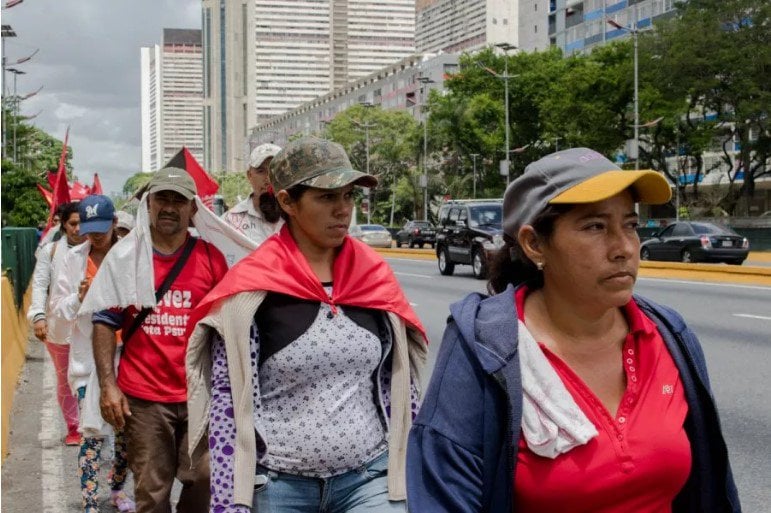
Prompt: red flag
<box><xmin>91</xmin><ymin>173</ymin><xmax>103</xmax><ymax>194</ymax></box>
<box><xmin>69</xmin><ymin>181</ymin><xmax>90</xmax><ymax>200</ymax></box>
<box><xmin>36</xmin><ymin>183</ymin><xmax>53</xmax><ymax>208</ymax></box>
<box><xmin>183</xmin><ymin>147</ymin><xmax>218</xmax><ymax>208</ymax></box>
<box><xmin>57</xmin><ymin>126</ymin><xmax>70</xmax><ymax>176</ymax></box>
<box><xmin>43</xmin><ymin>128</ymin><xmax>73</xmax><ymax>233</ymax></box>
<box><xmin>47</xmin><ymin>170</ymin><xmax>57</xmax><ymax>189</ymax></box>
<box><xmin>164</xmin><ymin>147</ymin><xmax>219</xmax><ymax>208</ymax></box>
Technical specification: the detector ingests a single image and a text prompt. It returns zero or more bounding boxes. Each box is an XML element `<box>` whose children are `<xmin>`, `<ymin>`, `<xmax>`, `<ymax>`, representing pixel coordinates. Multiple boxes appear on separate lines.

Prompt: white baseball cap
<box><xmin>249</xmin><ymin>143</ymin><xmax>282</xmax><ymax>169</ymax></box>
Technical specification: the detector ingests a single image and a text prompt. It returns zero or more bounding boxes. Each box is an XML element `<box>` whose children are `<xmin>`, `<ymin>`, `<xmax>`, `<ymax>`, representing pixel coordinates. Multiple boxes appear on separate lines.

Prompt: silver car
<box><xmin>349</xmin><ymin>224</ymin><xmax>393</xmax><ymax>248</ymax></box>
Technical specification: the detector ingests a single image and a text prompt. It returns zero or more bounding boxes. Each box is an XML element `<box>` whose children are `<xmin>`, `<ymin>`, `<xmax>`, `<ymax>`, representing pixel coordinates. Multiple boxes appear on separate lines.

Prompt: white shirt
<box><xmin>222</xmin><ymin>195</ymin><xmax>283</xmax><ymax>246</ymax></box>
<box><xmin>27</xmin><ymin>237</ymin><xmax>76</xmax><ymax>344</ymax></box>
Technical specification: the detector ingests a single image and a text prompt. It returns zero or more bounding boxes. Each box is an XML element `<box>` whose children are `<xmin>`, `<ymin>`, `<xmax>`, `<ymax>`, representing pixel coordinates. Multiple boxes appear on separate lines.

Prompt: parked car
<box><xmin>395</xmin><ymin>220</ymin><xmax>436</xmax><ymax>248</ymax></box>
<box><xmin>435</xmin><ymin>199</ymin><xmax>504</xmax><ymax>279</ymax></box>
<box><xmin>349</xmin><ymin>224</ymin><xmax>393</xmax><ymax>248</ymax></box>
<box><xmin>640</xmin><ymin>221</ymin><xmax>749</xmax><ymax>265</ymax></box>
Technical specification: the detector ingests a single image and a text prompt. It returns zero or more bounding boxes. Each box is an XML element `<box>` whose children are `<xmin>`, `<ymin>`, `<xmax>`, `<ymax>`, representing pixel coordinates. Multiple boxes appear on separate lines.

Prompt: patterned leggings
<box><xmin>76</xmin><ymin>387</ymin><xmax>130</xmax><ymax>512</ymax></box>
<box><xmin>43</xmin><ymin>341</ymin><xmax>79</xmax><ymax>434</ymax></box>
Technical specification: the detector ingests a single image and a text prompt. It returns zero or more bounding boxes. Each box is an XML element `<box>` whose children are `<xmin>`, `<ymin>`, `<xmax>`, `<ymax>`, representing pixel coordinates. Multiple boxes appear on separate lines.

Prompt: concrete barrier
<box><xmin>1</xmin><ymin>276</ymin><xmax>31</xmax><ymax>461</ymax></box>
<box><xmin>374</xmin><ymin>248</ymin><xmax>771</xmax><ymax>286</ymax></box>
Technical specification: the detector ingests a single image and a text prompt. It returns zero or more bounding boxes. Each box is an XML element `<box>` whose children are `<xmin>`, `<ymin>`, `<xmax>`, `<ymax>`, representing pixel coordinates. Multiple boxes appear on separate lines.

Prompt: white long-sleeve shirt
<box><xmin>48</xmin><ymin>241</ymin><xmax>93</xmax><ymax>391</ymax></box>
<box><xmin>26</xmin><ymin>237</ymin><xmax>74</xmax><ymax>344</ymax></box>
<box><xmin>222</xmin><ymin>195</ymin><xmax>283</xmax><ymax>245</ymax></box>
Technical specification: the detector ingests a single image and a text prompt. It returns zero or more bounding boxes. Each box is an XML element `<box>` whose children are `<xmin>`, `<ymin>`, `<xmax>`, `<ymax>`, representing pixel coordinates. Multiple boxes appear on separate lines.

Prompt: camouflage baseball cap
<box><xmin>270</xmin><ymin>136</ymin><xmax>378</xmax><ymax>191</ymax></box>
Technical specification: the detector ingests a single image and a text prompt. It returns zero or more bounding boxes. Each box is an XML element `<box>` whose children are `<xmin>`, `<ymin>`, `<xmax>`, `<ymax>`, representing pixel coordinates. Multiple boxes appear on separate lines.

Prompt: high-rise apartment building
<box><xmin>203</xmin><ymin>0</ymin><xmax>415</xmax><ymax>173</ymax></box>
<box><xmin>549</xmin><ymin>0</ymin><xmax>677</xmax><ymax>54</ymax></box>
<box><xmin>140</xmin><ymin>29</ymin><xmax>203</xmax><ymax>173</ymax></box>
<box><xmin>202</xmin><ymin>0</ymin><xmax>253</xmax><ymax>174</ymax></box>
<box><xmin>415</xmin><ymin>0</ymin><xmax>518</xmax><ymax>53</ymax></box>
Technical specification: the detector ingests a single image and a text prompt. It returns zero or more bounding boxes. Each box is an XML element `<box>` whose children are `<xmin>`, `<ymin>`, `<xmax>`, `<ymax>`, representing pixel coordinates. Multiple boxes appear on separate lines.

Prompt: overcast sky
<box><xmin>4</xmin><ymin>0</ymin><xmax>200</xmax><ymax>195</ymax></box>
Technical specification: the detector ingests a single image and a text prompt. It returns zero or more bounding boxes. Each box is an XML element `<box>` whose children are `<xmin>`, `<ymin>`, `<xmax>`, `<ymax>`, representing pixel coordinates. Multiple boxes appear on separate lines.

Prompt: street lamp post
<box><xmin>470</xmin><ymin>153</ymin><xmax>479</xmax><ymax>198</ymax></box>
<box><xmin>607</xmin><ymin>7</ymin><xmax>640</xmax><ymax>164</ymax></box>
<box><xmin>417</xmin><ymin>76</ymin><xmax>434</xmax><ymax>220</ymax></box>
<box><xmin>495</xmin><ymin>42</ymin><xmax>516</xmax><ymax>186</ymax></box>
<box><xmin>7</xmin><ymin>67</ymin><xmax>26</xmax><ymax>162</ymax></box>
<box><xmin>353</xmin><ymin>102</ymin><xmax>376</xmax><ymax>224</ymax></box>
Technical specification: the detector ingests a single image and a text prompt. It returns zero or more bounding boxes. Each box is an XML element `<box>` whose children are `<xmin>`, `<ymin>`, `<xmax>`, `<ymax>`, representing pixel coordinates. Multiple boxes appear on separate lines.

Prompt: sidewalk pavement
<box><xmin>1</xmin><ymin>336</ymin><xmax>133</xmax><ymax>513</ymax></box>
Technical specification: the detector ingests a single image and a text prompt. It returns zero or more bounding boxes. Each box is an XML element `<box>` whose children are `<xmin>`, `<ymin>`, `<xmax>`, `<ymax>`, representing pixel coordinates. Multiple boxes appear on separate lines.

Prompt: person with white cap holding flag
<box><xmin>49</xmin><ymin>194</ymin><xmax>136</xmax><ymax>513</ymax></box>
<box><xmin>222</xmin><ymin>143</ymin><xmax>284</xmax><ymax>244</ymax></box>
<box><xmin>78</xmin><ymin>167</ymin><xmax>256</xmax><ymax>513</ymax></box>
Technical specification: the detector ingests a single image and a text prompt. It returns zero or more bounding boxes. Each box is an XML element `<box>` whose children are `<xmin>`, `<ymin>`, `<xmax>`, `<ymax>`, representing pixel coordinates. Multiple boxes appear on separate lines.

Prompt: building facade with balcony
<box><xmin>249</xmin><ymin>53</ymin><xmax>459</xmax><ymax>150</ymax></box>
<box><xmin>548</xmin><ymin>0</ymin><xmax>677</xmax><ymax>54</ymax></box>
<box><xmin>141</xmin><ymin>29</ymin><xmax>203</xmax><ymax>172</ymax></box>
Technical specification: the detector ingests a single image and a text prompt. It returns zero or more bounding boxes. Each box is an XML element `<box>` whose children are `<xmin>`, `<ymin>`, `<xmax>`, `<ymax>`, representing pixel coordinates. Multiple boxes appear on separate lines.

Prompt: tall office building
<box><xmin>415</xmin><ymin>0</ymin><xmax>518</xmax><ymax>53</ymax></box>
<box><xmin>203</xmin><ymin>0</ymin><xmax>415</xmax><ymax>173</ymax></box>
<box><xmin>140</xmin><ymin>29</ymin><xmax>203</xmax><ymax>172</ymax></box>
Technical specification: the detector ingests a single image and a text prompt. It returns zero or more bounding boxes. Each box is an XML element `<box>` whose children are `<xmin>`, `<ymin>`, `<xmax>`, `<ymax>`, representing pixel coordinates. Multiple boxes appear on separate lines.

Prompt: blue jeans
<box><xmin>252</xmin><ymin>451</ymin><xmax>406</xmax><ymax>513</ymax></box>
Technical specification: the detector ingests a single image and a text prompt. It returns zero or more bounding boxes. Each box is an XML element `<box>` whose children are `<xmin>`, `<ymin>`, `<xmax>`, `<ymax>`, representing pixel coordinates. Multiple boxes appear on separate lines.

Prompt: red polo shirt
<box><xmin>513</xmin><ymin>287</ymin><xmax>691</xmax><ymax>513</ymax></box>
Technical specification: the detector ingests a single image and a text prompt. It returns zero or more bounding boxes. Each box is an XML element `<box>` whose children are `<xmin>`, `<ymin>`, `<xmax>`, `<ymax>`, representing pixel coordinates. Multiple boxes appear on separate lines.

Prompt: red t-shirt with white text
<box><xmin>116</xmin><ymin>238</ymin><xmax>228</xmax><ymax>403</ymax></box>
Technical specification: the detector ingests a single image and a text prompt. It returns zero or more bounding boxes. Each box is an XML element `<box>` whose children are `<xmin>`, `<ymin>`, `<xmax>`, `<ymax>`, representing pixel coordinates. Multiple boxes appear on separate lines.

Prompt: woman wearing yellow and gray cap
<box><xmin>407</xmin><ymin>149</ymin><xmax>740</xmax><ymax>513</ymax></box>
<box><xmin>186</xmin><ymin>137</ymin><xmax>427</xmax><ymax>512</ymax></box>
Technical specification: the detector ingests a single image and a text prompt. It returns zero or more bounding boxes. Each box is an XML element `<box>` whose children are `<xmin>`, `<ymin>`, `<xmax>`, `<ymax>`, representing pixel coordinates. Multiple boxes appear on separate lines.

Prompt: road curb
<box><xmin>374</xmin><ymin>248</ymin><xmax>771</xmax><ymax>285</ymax></box>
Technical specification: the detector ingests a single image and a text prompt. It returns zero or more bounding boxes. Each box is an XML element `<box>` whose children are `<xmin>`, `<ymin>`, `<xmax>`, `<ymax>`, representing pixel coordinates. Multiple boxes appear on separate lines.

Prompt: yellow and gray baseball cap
<box><xmin>270</xmin><ymin>136</ymin><xmax>378</xmax><ymax>192</ymax></box>
<box><xmin>503</xmin><ymin>148</ymin><xmax>671</xmax><ymax>238</ymax></box>
<box><xmin>146</xmin><ymin>167</ymin><xmax>197</xmax><ymax>200</ymax></box>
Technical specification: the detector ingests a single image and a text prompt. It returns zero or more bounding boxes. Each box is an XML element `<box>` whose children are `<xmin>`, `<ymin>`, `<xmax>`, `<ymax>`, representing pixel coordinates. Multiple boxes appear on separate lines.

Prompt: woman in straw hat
<box><xmin>186</xmin><ymin>136</ymin><xmax>427</xmax><ymax>512</ymax></box>
<box><xmin>407</xmin><ymin>148</ymin><xmax>740</xmax><ymax>513</ymax></box>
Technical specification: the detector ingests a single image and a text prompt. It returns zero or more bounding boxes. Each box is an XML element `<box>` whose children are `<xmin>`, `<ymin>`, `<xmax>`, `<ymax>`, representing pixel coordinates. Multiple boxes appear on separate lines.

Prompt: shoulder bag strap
<box><xmin>122</xmin><ymin>236</ymin><xmax>198</xmax><ymax>344</ymax></box>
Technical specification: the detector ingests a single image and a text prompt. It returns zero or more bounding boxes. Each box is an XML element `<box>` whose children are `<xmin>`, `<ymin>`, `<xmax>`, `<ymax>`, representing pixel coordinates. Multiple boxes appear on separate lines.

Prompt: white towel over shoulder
<box><xmin>518</xmin><ymin>320</ymin><xmax>598</xmax><ymax>458</ymax></box>
<box><xmin>74</xmin><ymin>195</ymin><xmax>258</xmax><ymax>436</ymax></box>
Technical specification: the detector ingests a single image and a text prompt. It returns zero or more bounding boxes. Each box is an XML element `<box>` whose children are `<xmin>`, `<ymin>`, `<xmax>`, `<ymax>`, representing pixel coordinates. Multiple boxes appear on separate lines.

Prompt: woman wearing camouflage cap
<box><xmin>407</xmin><ymin>148</ymin><xmax>740</xmax><ymax>512</ymax></box>
<box><xmin>186</xmin><ymin>136</ymin><xmax>427</xmax><ymax>512</ymax></box>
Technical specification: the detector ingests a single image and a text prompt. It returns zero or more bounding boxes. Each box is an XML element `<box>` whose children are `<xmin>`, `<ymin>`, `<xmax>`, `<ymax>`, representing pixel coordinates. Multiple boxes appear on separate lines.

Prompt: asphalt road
<box><xmin>3</xmin><ymin>258</ymin><xmax>769</xmax><ymax>511</ymax></box>
<box><xmin>388</xmin><ymin>257</ymin><xmax>771</xmax><ymax>512</ymax></box>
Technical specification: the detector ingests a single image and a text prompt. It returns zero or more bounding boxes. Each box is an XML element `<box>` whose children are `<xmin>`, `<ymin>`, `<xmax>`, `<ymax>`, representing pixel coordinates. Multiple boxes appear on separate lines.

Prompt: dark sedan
<box><xmin>396</xmin><ymin>220</ymin><xmax>436</xmax><ymax>248</ymax></box>
<box><xmin>640</xmin><ymin>221</ymin><xmax>749</xmax><ymax>265</ymax></box>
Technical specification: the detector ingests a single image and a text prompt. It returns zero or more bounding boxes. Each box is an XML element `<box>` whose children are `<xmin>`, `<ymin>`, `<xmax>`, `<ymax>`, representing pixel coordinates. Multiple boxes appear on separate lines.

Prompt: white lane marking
<box><xmin>394</xmin><ymin>271</ymin><xmax>433</xmax><ymax>279</ymax></box>
<box><xmin>637</xmin><ymin>277</ymin><xmax>771</xmax><ymax>292</ymax></box>
<box><xmin>40</xmin><ymin>349</ymin><xmax>67</xmax><ymax>512</ymax></box>
<box><xmin>733</xmin><ymin>313</ymin><xmax>771</xmax><ymax>321</ymax></box>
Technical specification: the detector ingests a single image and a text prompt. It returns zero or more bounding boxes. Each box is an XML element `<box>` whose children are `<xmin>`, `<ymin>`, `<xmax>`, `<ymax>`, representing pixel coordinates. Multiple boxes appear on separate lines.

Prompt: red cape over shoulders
<box><xmin>190</xmin><ymin>225</ymin><xmax>427</xmax><ymax>342</ymax></box>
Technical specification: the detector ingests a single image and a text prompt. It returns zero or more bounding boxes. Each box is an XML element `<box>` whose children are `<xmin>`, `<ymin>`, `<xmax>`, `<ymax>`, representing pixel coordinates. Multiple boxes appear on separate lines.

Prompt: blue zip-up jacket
<box><xmin>407</xmin><ymin>285</ymin><xmax>741</xmax><ymax>512</ymax></box>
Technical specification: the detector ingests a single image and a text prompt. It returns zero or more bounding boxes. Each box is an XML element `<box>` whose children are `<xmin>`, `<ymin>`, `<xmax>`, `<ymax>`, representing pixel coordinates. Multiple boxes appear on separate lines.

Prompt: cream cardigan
<box><xmin>186</xmin><ymin>290</ymin><xmax>427</xmax><ymax>507</ymax></box>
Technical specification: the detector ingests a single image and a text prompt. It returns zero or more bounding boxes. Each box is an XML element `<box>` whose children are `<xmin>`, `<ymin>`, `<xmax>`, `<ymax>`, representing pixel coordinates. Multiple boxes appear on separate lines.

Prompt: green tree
<box><xmin>642</xmin><ymin>0</ymin><xmax>770</xmax><ymax>214</ymax></box>
<box><xmin>213</xmin><ymin>171</ymin><xmax>251</xmax><ymax>210</ymax></box>
<box><xmin>325</xmin><ymin>104</ymin><xmax>420</xmax><ymax>225</ymax></box>
<box><xmin>121</xmin><ymin>172</ymin><xmax>153</xmax><ymax>197</ymax></box>
<box><xmin>1</xmin><ymin>111</ymin><xmax>72</xmax><ymax>226</ymax></box>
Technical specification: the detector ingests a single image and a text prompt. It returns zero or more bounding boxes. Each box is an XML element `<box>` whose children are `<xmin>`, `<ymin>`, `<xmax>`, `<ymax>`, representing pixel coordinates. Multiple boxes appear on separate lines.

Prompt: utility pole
<box><xmin>7</xmin><ymin>67</ymin><xmax>25</xmax><ymax>163</ymax></box>
<box><xmin>354</xmin><ymin>102</ymin><xmax>376</xmax><ymax>224</ymax></box>
<box><xmin>417</xmin><ymin>76</ymin><xmax>434</xmax><ymax>220</ymax></box>
<box><xmin>607</xmin><ymin>6</ymin><xmax>639</xmax><ymax>164</ymax></box>
<box><xmin>470</xmin><ymin>153</ymin><xmax>479</xmax><ymax>198</ymax></box>
<box><xmin>495</xmin><ymin>42</ymin><xmax>516</xmax><ymax>186</ymax></box>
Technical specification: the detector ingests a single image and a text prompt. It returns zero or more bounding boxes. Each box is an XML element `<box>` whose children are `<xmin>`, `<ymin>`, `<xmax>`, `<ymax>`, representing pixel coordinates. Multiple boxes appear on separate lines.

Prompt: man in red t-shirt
<box><xmin>93</xmin><ymin>168</ymin><xmax>228</xmax><ymax>513</ymax></box>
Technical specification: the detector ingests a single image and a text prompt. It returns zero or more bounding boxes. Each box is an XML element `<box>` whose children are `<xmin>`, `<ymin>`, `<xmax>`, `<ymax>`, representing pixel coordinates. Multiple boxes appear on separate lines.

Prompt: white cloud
<box><xmin>4</xmin><ymin>0</ymin><xmax>200</xmax><ymax>195</ymax></box>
